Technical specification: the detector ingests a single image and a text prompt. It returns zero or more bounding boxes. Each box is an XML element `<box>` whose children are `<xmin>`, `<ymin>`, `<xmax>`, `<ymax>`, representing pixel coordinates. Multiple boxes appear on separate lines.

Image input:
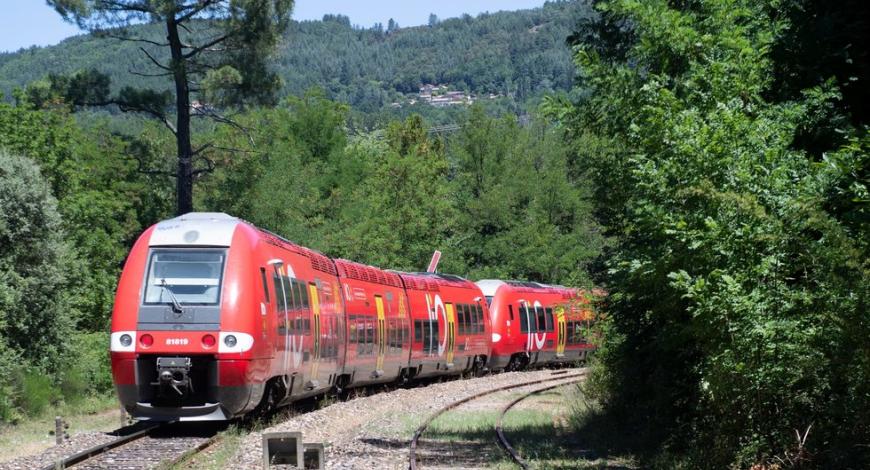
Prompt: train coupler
<box><xmin>152</xmin><ymin>357</ymin><xmax>194</xmax><ymax>397</ymax></box>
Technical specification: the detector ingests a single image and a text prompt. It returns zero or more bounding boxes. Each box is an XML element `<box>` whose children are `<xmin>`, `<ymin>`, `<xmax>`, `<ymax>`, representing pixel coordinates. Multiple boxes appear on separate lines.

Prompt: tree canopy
<box><xmin>46</xmin><ymin>0</ymin><xmax>295</xmax><ymax>214</ymax></box>
<box><xmin>553</xmin><ymin>0</ymin><xmax>869</xmax><ymax>466</ymax></box>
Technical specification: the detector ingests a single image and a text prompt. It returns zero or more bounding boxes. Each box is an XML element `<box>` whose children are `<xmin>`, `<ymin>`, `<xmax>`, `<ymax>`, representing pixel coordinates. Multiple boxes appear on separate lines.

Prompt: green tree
<box><xmin>0</xmin><ymin>151</ymin><xmax>74</xmax><ymax>372</ymax></box>
<box><xmin>342</xmin><ymin>115</ymin><xmax>456</xmax><ymax>270</ymax></box>
<box><xmin>554</xmin><ymin>0</ymin><xmax>869</xmax><ymax>466</ymax></box>
<box><xmin>48</xmin><ymin>0</ymin><xmax>295</xmax><ymax>215</ymax></box>
<box><xmin>0</xmin><ymin>98</ymin><xmax>165</xmax><ymax>330</ymax></box>
<box><xmin>449</xmin><ymin>107</ymin><xmax>602</xmax><ymax>284</ymax></box>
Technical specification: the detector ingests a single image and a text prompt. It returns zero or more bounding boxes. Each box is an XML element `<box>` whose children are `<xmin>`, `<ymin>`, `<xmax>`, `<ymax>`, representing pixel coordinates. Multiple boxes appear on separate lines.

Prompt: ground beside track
<box><xmin>2</xmin><ymin>368</ymin><xmax>636</xmax><ymax>470</ymax></box>
<box><xmin>190</xmin><ymin>367</ymin><xmax>634</xmax><ymax>470</ymax></box>
<box><xmin>0</xmin><ymin>397</ymin><xmax>122</xmax><ymax>470</ymax></box>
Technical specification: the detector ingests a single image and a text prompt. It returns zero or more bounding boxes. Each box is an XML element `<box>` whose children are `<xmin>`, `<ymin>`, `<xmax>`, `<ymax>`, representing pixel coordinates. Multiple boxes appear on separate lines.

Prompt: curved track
<box><xmin>495</xmin><ymin>381</ymin><xmax>581</xmax><ymax>469</ymax></box>
<box><xmin>408</xmin><ymin>370</ymin><xmax>586</xmax><ymax>470</ymax></box>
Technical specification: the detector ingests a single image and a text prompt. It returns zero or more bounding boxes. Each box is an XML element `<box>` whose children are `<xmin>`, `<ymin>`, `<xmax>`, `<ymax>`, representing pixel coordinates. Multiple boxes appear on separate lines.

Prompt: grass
<box><xmin>168</xmin><ymin>425</ymin><xmax>247</xmax><ymax>470</ymax></box>
<box><xmin>0</xmin><ymin>393</ymin><xmax>122</xmax><ymax>463</ymax></box>
<box><xmin>408</xmin><ymin>385</ymin><xmax>638</xmax><ymax>469</ymax></box>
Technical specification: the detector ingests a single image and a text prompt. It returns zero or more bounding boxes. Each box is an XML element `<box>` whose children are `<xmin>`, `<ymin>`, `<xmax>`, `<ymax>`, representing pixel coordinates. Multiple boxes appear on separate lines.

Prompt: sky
<box><xmin>0</xmin><ymin>0</ymin><xmax>548</xmax><ymax>53</ymax></box>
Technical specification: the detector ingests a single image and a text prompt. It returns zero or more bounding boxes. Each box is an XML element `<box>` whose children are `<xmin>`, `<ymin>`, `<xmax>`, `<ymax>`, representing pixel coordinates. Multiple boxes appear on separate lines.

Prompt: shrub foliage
<box><xmin>553</xmin><ymin>0</ymin><xmax>869</xmax><ymax>467</ymax></box>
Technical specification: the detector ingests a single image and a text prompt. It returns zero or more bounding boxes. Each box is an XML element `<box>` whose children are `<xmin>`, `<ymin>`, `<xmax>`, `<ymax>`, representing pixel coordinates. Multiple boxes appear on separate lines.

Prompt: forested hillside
<box><xmin>0</xmin><ymin>1</ymin><xmax>591</xmax><ymax>113</ymax></box>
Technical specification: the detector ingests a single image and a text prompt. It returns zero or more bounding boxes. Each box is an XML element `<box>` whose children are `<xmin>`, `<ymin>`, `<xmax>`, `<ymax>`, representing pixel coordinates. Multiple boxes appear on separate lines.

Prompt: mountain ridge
<box><xmin>0</xmin><ymin>1</ymin><xmax>593</xmax><ymax>112</ymax></box>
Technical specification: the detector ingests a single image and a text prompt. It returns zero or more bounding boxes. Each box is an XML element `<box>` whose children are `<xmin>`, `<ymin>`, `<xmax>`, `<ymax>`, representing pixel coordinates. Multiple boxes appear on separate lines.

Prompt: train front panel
<box><xmin>110</xmin><ymin>213</ymin><xmax>267</xmax><ymax>421</ymax></box>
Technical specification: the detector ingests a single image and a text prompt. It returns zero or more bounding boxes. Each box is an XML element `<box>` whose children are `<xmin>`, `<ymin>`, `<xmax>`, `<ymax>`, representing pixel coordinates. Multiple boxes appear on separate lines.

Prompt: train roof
<box><xmin>334</xmin><ymin>259</ymin><xmax>403</xmax><ymax>288</ymax></box>
<box><xmin>476</xmin><ymin>279</ymin><xmax>575</xmax><ymax>296</ymax></box>
<box><xmin>149</xmin><ymin>212</ymin><xmax>240</xmax><ymax>246</ymax></box>
<box><xmin>397</xmin><ymin>271</ymin><xmax>476</xmax><ymax>291</ymax></box>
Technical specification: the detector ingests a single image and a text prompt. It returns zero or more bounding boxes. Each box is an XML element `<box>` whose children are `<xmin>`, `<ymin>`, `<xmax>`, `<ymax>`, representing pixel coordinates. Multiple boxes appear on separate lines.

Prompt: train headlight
<box><xmin>110</xmin><ymin>331</ymin><xmax>136</xmax><ymax>352</ymax></box>
<box><xmin>218</xmin><ymin>332</ymin><xmax>253</xmax><ymax>353</ymax></box>
<box><xmin>492</xmin><ymin>332</ymin><xmax>502</xmax><ymax>343</ymax></box>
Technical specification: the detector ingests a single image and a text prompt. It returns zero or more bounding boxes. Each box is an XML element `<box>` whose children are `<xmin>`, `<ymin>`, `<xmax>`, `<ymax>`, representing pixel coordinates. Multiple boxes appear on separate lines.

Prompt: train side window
<box><xmin>273</xmin><ymin>275</ymin><xmax>286</xmax><ymax>311</ymax></box>
<box><xmin>520</xmin><ymin>304</ymin><xmax>529</xmax><ymax>333</ymax></box>
<box><xmin>356</xmin><ymin>319</ymin><xmax>364</xmax><ymax>355</ymax></box>
<box><xmin>431</xmin><ymin>320</ymin><xmax>439</xmax><ymax>353</ymax></box>
<box><xmin>508</xmin><ymin>304</ymin><xmax>514</xmax><ymax>321</ymax></box>
<box><xmin>289</xmin><ymin>280</ymin><xmax>298</xmax><ymax>308</ymax></box>
<box><xmin>545</xmin><ymin>308</ymin><xmax>554</xmax><ymax>332</ymax></box>
<box><xmin>479</xmin><ymin>305</ymin><xmax>485</xmax><ymax>332</ymax></box>
<box><xmin>420</xmin><ymin>321</ymin><xmax>428</xmax><ymax>353</ymax></box>
<box><xmin>420</xmin><ymin>320</ymin><xmax>438</xmax><ymax>354</ymax></box>
<box><xmin>349</xmin><ymin>318</ymin><xmax>357</xmax><ymax>343</ymax></box>
<box><xmin>260</xmin><ymin>268</ymin><xmax>270</xmax><ymax>303</ymax></box>
<box><xmin>301</xmin><ymin>282</ymin><xmax>310</xmax><ymax>307</ymax></box>
<box><xmin>458</xmin><ymin>306</ymin><xmax>466</xmax><ymax>335</ymax></box>
<box><xmin>467</xmin><ymin>305</ymin><xmax>474</xmax><ymax>334</ymax></box>
<box><xmin>536</xmin><ymin>307</ymin><xmax>546</xmax><ymax>333</ymax></box>
<box><xmin>474</xmin><ymin>305</ymin><xmax>482</xmax><ymax>333</ymax></box>
<box><xmin>285</xmin><ymin>277</ymin><xmax>300</xmax><ymax>309</ymax></box>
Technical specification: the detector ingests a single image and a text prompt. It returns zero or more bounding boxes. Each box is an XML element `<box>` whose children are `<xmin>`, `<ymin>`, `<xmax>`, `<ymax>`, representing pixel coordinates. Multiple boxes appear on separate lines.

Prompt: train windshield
<box><xmin>143</xmin><ymin>249</ymin><xmax>226</xmax><ymax>305</ymax></box>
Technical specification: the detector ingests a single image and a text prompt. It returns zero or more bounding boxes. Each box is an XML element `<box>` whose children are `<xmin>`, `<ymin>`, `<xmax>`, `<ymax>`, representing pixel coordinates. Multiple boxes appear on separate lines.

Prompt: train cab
<box><xmin>110</xmin><ymin>213</ymin><xmax>343</xmax><ymax>421</ymax></box>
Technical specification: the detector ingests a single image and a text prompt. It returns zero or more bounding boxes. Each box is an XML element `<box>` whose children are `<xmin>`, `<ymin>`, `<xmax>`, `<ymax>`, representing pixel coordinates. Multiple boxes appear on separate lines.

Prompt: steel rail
<box><xmin>495</xmin><ymin>380</ymin><xmax>581</xmax><ymax>469</ymax></box>
<box><xmin>40</xmin><ymin>422</ymin><xmax>164</xmax><ymax>470</ymax></box>
<box><xmin>408</xmin><ymin>370</ymin><xmax>586</xmax><ymax>470</ymax></box>
<box><xmin>164</xmin><ymin>433</ymin><xmax>222</xmax><ymax>467</ymax></box>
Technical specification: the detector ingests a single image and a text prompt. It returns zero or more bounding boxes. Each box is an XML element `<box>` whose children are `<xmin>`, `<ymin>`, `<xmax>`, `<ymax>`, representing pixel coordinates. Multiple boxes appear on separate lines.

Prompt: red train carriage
<box><xmin>332</xmin><ymin>259</ymin><xmax>409</xmax><ymax>388</ymax></box>
<box><xmin>255</xmin><ymin>229</ymin><xmax>343</xmax><ymax>407</ymax></box>
<box><xmin>400</xmin><ymin>273</ymin><xmax>491</xmax><ymax>378</ymax></box>
<box><xmin>476</xmin><ymin>280</ymin><xmax>597</xmax><ymax>371</ymax></box>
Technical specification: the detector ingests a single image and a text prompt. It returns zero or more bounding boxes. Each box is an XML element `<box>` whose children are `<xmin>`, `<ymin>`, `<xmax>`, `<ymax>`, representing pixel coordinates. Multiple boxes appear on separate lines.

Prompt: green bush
<box><xmin>60</xmin><ymin>331</ymin><xmax>113</xmax><ymax>400</ymax></box>
<box><xmin>555</xmin><ymin>0</ymin><xmax>869</xmax><ymax>467</ymax></box>
<box><xmin>0</xmin><ymin>338</ymin><xmax>21</xmax><ymax>423</ymax></box>
<box><xmin>16</xmin><ymin>370</ymin><xmax>60</xmax><ymax>417</ymax></box>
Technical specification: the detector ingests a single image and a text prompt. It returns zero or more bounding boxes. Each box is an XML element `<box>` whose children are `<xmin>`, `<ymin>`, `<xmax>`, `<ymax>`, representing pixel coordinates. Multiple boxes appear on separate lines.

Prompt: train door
<box><xmin>375</xmin><ymin>295</ymin><xmax>386</xmax><ymax>373</ymax></box>
<box><xmin>445</xmin><ymin>303</ymin><xmax>456</xmax><ymax>366</ymax></box>
<box><xmin>270</xmin><ymin>262</ymin><xmax>290</xmax><ymax>376</ymax></box>
<box><xmin>308</xmin><ymin>283</ymin><xmax>321</xmax><ymax>381</ymax></box>
<box><xmin>555</xmin><ymin>306</ymin><xmax>566</xmax><ymax>357</ymax></box>
<box><xmin>259</xmin><ymin>267</ymin><xmax>273</xmax><ymax>350</ymax></box>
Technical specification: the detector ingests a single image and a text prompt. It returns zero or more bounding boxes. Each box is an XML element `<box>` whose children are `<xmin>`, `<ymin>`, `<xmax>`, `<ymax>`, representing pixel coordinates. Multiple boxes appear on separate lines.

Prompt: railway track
<box><xmin>40</xmin><ymin>421</ymin><xmax>222</xmax><ymax>470</ymax></box>
<box><xmin>408</xmin><ymin>370</ymin><xmax>586</xmax><ymax>470</ymax></box>
<box><xmin>495</xmin><ymin>380</ymin><xmax>580</xmax><ymax>469</ymax></box>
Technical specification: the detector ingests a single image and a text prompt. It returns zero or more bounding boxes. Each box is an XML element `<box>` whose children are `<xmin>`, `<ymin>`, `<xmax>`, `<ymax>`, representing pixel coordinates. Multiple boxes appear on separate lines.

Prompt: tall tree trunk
<box><xmin>167</xmin><ymin>16</ymin><xmax>193</xmax><ymax>215</ymax></box>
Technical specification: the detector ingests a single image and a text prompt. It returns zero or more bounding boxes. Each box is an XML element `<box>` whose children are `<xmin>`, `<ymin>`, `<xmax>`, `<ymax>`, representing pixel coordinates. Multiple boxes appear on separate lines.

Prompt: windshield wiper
<box><xmin>159</xmin><ymin>279</ymin><xmax>185</xmax><ymax>313</ymax></box>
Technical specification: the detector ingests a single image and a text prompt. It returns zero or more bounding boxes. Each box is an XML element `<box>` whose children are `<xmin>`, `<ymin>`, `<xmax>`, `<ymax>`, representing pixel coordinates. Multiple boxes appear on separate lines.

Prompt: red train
<box><xmin>110</xmin><ymin>213</ymin><xmax>597</xmax><ymax>421</ymax></box>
